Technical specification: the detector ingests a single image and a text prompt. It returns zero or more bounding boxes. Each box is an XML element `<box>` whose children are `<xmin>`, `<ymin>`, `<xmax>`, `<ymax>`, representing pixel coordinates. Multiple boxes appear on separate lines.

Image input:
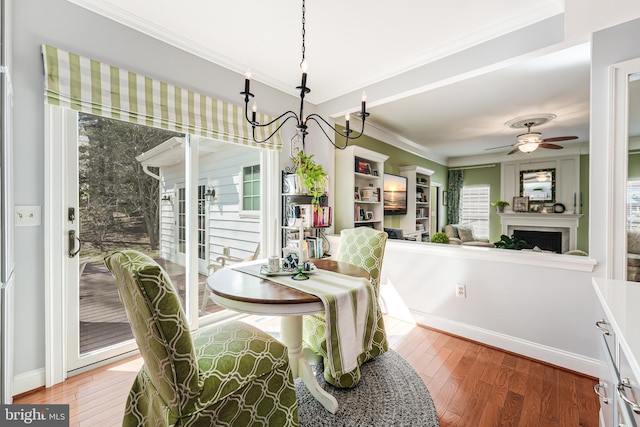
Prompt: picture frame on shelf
<box><xmin>372</xmin><ymin>169</ymin><xmax>379</xmax><ymax>176</ymax></box>
<box><xmin>354</xmin><ymin>192</ymin><xmax>360</xmax><ymax>201</ymax></box>
<box><xmin>365</xmin><ymin>211</ymin><xmax>374</xmax><ymax>220</ymax></box>
<box><xmin>357</xmin><ymin>160</ymin><xmax>372</xmax><ymax>175</ymax></box>
<box><xmin>513</xmin><ymin>196</ymin><xmax>530</xmax><ymax>212</ymax></box>
<box><xmin>529</xmin><ymin>203</ymin><xmax>542</xmax><ymax>213</ymax></box>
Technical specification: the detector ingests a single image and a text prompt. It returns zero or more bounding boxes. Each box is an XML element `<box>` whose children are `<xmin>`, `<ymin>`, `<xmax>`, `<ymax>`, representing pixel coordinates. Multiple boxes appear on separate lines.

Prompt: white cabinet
<box><xmin>334</xmin><ymin>146</ymin><xmax>388</xmax><ymax>233</ymax></box>
<box><xmin>399</xmin><ymin>165</ymin><xmax>434</xmax><ymax>242</ymax></box>
<box><xmin>593</xmin><ymin>278</ymin><xmax>640</xmax><ymax>427</ymax></box>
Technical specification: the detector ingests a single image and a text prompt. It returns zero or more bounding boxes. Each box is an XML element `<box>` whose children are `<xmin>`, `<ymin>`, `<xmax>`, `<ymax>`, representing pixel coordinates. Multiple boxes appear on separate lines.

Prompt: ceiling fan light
<box><xmin>516</xmin><ymin>131</ymin><xmax>541</xmax><ymax>144</ymax></box>
<box><xmin>518</xmin><ymin>141</ymin><xmax>539</xmax><ymax>153</ymax></box>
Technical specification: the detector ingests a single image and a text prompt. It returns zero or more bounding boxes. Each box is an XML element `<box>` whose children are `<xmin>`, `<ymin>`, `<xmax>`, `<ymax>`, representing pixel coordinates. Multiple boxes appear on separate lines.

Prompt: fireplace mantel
<box><xmin>498</xmin><ymin>213</ymin><xmax>583</xmax><ymax>252</ymax></box>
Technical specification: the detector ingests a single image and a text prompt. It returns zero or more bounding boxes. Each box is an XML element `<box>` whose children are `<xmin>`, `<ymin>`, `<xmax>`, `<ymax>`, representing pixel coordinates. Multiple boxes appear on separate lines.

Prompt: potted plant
<box><xmin>491</xmin><ymin>200</ymin><xmax>510</xmax><ymax>213</ymax></box>
<box><xmin>493</xmin><ymin>234</ymin><xmax>531</xmax><ymax>250</ymax></box>
<box><xmin>430</xmin><ymin>232</ymin><xmax>450</xmax><ymax>244</ymax></box>
<box><xmin>294</xmin><ymin>150</ymin><xmax>328</xmax><ymax>206</ymax></box>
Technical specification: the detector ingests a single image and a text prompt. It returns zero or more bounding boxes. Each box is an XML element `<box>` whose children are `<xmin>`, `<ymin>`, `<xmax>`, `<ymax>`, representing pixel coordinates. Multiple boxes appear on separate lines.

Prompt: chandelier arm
<box><xmin>306</xmin><ymin>113</ymin><xmax>368</xmax><ymax>140</ymax></box>
<box><xmin>305</xmin><ymin>116</ymin><xmax>350</xmax><ymax>150</ymax></box>
<box><xmin>249</xmin><ymin>114</ymin><xmax>301</xmax><ymax>144</ymax></box>
<box><xmin>243</xmin><ymin>102</ymin><xmax>300</xmax><ymax>129</ymax></box>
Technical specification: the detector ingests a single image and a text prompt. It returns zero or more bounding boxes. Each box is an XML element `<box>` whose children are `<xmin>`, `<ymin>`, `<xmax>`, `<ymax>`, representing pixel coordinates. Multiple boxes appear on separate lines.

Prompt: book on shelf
<box><xmin>416</xmin><ymin>207</ymin><xmax>429</xmax><ymax>218</ymax></box>
<box><xmin>304</xmin><ymin>236</ymin><xmax>324</xmax><ymax>258</ymax></box>
<box><xmin>313</xmin><ymin>206</ymin><xmax>332</xmax><ymax>227</ymax></box>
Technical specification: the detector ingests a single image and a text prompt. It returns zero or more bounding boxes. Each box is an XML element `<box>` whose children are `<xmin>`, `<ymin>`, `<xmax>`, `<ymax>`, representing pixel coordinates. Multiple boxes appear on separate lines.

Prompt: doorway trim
<box><xmin>44</xmin><ymin>105</ymin><xmax>67</xmax><ymax>387</ymax></box>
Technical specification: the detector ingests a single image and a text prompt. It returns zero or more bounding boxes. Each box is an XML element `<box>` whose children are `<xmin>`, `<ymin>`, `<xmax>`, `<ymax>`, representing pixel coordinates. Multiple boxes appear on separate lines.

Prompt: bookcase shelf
<box><xmin>399</xmin><ymin>165</ymin><xmax>434</xmax><ymax>242</ymax></box>
<box><xmin>335</xmin><ymin>146</ymin><xmax>388</xmax><ymax>233</ymax></box>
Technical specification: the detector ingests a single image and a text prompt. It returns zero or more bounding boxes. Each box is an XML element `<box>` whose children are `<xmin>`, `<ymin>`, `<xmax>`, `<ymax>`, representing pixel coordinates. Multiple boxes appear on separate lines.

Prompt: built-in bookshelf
<box><xmin>335</xmin><ymin>146</ymin><xmax>388</xmax><ymax>232</ymax></box>
<box><xmin>399</xmin><ymin>165</ymin><xmax>434</xmax><ymax>242</ymax></box>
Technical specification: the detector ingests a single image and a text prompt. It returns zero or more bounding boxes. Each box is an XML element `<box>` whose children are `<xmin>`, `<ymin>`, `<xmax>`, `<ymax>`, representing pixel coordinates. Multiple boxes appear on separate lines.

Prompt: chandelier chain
<box><xmin>300</xmin><ymin>0</ymin><xmax>306</xmax><ymax>67</ymax></box>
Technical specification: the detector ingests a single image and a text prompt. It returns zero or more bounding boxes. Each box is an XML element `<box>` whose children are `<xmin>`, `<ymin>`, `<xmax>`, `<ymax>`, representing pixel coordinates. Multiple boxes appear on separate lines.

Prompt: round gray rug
<box><xmin>296</xmin><ymin>350</ymin><xmax>439</xmax><ymax>426</ymax></box>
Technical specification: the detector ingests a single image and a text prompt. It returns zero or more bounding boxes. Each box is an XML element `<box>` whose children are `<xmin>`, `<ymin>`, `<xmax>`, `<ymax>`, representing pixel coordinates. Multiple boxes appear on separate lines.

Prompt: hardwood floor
<box><xmin>14</xmin><ymin>316</ymin><xmax>599</xmax><ymax>427</ymax></box>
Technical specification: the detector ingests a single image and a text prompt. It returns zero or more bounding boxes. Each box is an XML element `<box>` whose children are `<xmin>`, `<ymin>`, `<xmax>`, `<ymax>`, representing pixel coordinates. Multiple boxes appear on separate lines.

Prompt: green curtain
<box><xmin>447</xmin><ymin>169</ymin><xmax>463</xmax><ymax>224</ymax></box>
<box><xmin>41</xmin><ymin>45</ymin><xmax>283</xmax><ymax>151</ymax></box>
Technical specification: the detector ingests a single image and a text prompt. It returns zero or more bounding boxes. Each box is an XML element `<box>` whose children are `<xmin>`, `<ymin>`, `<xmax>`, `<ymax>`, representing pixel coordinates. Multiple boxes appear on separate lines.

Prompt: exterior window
<box><xmin>460</xmin><ymin>185</ymin><xmax>490</xmax><ymax>239</ymax></box>
<box><xmin>628</xmin><ymin>180</ymin><xmax>640</xmax><ymax>231</ymax></box>
<box><xmin>178</xmin><ymin>188</ymin><xmax>186</xmax><ymax>254</ymax></box>
<box><xmin>198</xmin><ymin>184</ymin><xmax>206</xmax><ymax>260</ymax></box>
<box><xmin>178</xmin><ymin>185</ymin><xmax>207</xmax><ymax>260</ymax></box>
<box><xmin>242</xmin><ymin>164</ymin><xmax>261</xmax><ymax>212</ymax></box>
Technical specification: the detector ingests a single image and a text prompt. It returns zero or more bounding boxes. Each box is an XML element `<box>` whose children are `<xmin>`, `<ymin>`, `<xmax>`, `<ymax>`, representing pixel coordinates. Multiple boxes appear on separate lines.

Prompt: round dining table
<box><xmin>206</xmin><ymin>258</ymin><xmax>369</xmax><ymax>414</ymax></box>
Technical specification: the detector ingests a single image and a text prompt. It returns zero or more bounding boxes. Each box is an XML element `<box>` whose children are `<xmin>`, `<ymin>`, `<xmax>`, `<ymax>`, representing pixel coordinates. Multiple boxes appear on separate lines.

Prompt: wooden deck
<box><xmin>79</xmin><ymin>260</ymin><xmax>223</xmax><ymax>354</ymax></box>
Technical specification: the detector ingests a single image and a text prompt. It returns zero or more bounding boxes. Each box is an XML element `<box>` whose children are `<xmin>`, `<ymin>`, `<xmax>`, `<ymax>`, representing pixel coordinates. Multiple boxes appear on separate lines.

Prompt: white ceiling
<box><xmin>67</xmin><ymin>0</ymin><xmax>640</xmax><ymax>163</ymax></box>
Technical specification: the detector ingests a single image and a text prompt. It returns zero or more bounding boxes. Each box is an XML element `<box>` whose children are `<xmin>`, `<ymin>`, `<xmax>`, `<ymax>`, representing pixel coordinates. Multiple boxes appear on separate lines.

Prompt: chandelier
<box><xmin>240</xmin><ymin>0</ymin><xmax>369</xmax><ymax>150</ymax></box>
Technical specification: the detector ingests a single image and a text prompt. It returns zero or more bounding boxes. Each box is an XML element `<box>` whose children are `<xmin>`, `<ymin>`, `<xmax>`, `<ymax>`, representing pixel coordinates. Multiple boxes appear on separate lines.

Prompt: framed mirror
<box><xmin>520</xmin><ymin>168</ymin><xmax>555</xmax><ymax>203</ymax></box>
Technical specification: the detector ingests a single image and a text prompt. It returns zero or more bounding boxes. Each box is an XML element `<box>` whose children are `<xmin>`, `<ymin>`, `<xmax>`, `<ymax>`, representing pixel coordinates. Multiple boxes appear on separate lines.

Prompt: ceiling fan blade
<box><xmin>485</xmin><ymin>144</ymin><xmax>515</xmax><ymax>151</ymax></box>
<box><xmin>540</xmin><ymin>136</ymin><xmax>578</xmax><ymax>143</ymax></box>
<box><xmin>507</xmin><ymin>147</ymin><xmax>520</xmax><ymax>155</ymax></box>
<box><xmin>538</xmin><ymin>143</ymin><xmax>564</xmax><ymax>150</ymax></box>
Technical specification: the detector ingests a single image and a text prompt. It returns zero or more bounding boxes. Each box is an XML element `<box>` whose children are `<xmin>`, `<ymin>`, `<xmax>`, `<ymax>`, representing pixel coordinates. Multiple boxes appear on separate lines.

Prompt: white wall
<box><xmin>328</xmin><ymin>234</ymin><xmax>600</xmax><ymax>375</ymax></box>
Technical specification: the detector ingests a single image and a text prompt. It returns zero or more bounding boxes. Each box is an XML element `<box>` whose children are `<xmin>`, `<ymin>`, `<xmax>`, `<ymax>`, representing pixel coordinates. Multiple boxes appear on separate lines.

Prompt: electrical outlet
<box><xmin>456</xmin><ymin>283</ymin><xmax>466</xmax><ymax>298</ymax></box>
<box><xmin>15</xmin><ymin>205</ymin><xmax>42</xmax><ymax>227</ymax></box>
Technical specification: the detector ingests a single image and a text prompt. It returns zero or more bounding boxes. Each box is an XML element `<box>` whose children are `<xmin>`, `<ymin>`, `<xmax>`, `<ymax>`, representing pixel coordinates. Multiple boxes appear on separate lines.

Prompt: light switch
<box><xmin>15</xmin><ymin>205</ymin><xmax>42</xmax><ymax>227</ymax></box>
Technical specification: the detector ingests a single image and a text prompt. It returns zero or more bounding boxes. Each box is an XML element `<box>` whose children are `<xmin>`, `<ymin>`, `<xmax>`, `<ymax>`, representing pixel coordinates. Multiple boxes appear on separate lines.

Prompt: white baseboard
<box><xmin>410</xmin><ymin>309</ymin><xmax>601</xmax><ymax>378</ymax></box>
<box><xmin>13</xmin><ymin>368</ymin><xmax>45</xmax><ymax>397</ymax></box>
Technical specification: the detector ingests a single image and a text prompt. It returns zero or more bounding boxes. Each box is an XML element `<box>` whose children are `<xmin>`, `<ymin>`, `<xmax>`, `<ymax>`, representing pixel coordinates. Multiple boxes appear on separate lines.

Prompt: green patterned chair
<box><xmin>302</xmin><ymin>227</ymin><xmax>389</xmax><ymax>388</ymax></box>
<box><xmin>105</xmin><ymin>250</ymin><xmax>299</xmax><ymax>427</ymax></box>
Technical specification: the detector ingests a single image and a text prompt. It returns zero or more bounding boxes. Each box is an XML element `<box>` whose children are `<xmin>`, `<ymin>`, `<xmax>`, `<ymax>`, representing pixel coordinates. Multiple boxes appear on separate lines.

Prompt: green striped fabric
<box><xmin>233</xmin><ymin>263</ymin><xmax>376</xmax><ymax>380</ymax></box>
<box><xmin>41</xmin><ymin>45</ymin><xmax>283</xmax><ymax>151</ymax></box>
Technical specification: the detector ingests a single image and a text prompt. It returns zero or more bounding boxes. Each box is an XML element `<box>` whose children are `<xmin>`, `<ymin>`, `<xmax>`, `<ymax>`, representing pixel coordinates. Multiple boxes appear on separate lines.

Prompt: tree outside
<box><xmin>78</xmin><ymin>113</ymin><xmax>182</xmax><ymax>259</ymax></box>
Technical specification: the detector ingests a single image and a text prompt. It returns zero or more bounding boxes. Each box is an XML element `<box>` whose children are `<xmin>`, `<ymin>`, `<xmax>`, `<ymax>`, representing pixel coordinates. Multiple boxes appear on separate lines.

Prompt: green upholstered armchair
<box><xmin>302</xmin><ymin>227</ymin><xmax>389</xmax><ymax>388</ymax></box>
<box><xmin>104</xmin><ymin>250</ymin><xmax>299</xmax><ymax>427</ymax></box>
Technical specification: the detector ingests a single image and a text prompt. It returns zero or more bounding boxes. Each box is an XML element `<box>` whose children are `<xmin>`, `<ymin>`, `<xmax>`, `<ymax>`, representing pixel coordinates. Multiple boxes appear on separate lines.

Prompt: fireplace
<box><xmin>513</xmin><ymin>230</ymin><xmax>563</xmax><ymax>253</ymax></box>
<box><xmin>499</xmin><ymin>213</ymin><xmax>582</xmax><ymax>253</ymax></box>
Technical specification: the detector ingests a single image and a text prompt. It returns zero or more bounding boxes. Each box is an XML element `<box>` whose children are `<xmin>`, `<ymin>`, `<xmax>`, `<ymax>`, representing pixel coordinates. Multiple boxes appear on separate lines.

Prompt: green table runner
<box><xmin>232</xmin><ymin>262</ymin><xmax>375</xmax><ymax>378</ymax></box>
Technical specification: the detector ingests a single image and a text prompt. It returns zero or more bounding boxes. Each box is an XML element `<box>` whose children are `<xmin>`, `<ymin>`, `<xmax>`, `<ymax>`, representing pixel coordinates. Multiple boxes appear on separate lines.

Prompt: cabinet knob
<box><xmin>618</xmin><ymin>378</ymin><xmax>640</xmax><ymax>414</ymax></box>
<box><xmin>595</xmin><ymin>319</ymin><xmax>610</xmax><ymax>335</ymax></box>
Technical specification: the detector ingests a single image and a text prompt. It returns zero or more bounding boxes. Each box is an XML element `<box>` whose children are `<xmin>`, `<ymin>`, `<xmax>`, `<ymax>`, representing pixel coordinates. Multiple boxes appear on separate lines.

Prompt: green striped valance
<box><xmin>41</xmin><ymin>45</ymin><xmax>282</xmax><ymax>151</ymax></box>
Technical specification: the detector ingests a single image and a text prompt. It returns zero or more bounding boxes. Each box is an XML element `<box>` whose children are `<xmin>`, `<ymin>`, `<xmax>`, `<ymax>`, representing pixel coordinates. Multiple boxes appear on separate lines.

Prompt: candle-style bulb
<box><xmin>251</xmin><ymin>102</ymin><xmax>257</xmax><ymax>123</ymax></box>
<box><xmin>361</xmin><ymin>91</ymin><xmax>367</xmax><ymax>102</ymax></box>
<box><xmin>244</xmin><ymin>69</ymin><xmax>252</xmax><ymax>96</ymax></box>
<box><xmin>252</xmin><ymin>102</ymin><xmax>257</xmax><ymax>113</ymax></box>
<box><xmin>345</xmin><ymin>113</ymin><xmax>350</xmax><ymax>132</ymax></box>
<box><xmin>300</xmin><ymin>61</ymin><xmax>308</xmax><ymax>88</ymax></box>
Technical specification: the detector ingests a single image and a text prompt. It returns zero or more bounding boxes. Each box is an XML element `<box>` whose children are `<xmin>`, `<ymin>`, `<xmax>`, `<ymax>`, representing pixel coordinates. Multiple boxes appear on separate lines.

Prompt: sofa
<box><xmin>444</xmin><ymin>224</ymin><xmax>495</xmax><ymax>248</ymax></box>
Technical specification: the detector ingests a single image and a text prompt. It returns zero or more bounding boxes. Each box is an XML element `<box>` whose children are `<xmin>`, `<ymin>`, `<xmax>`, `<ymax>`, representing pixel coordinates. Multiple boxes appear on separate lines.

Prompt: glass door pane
<box><xmin>75</xmin><ymin>113</ymin><xmax>184</xmax><ymax>357</ymax></box>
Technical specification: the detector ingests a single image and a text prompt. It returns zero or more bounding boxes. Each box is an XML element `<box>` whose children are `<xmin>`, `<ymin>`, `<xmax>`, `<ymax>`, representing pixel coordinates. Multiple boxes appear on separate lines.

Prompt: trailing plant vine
<box><xmin>294</xmin><ymin>150</ymin><xmax>328</xmax><ymax>206</ymax></box>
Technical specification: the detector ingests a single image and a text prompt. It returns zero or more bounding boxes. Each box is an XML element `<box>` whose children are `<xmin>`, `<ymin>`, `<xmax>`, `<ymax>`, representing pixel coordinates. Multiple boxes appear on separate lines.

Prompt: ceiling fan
<box><xmin>486</xmin><ymin>115</ymin><xmax>578</xmax><ymax>154</ymax></box>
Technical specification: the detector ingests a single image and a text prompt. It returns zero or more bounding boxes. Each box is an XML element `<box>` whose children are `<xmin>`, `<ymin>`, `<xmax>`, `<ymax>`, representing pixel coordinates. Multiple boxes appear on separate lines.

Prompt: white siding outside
<box><xmin>159</xmin><ymin>144</ymin><xmax>261</xmax><ymax>272</ymax></box>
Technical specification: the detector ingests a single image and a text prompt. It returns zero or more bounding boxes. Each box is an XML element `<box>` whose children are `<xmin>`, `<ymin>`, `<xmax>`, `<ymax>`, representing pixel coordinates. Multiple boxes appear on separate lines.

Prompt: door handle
<box><xmin>69</xmin><ymin>230</ymin><xmax>82</xmax><ymax>258</ymax></box>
